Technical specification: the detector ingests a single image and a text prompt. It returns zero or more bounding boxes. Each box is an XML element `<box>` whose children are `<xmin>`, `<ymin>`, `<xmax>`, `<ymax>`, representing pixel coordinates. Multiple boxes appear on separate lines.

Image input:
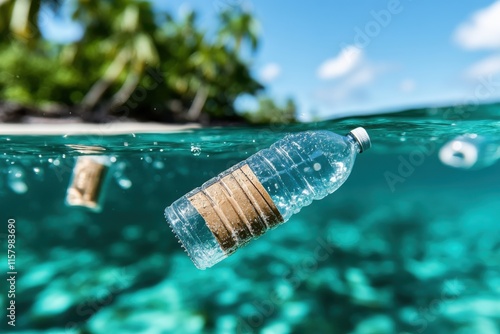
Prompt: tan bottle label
<box><xmin>189</xmin><ymin>164</ymin><xmax>283</xmax><ymax>253</ymax></box>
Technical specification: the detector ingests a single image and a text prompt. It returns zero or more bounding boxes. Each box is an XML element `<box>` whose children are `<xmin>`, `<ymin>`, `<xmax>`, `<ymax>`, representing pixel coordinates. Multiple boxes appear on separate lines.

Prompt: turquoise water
<box><xmin>1</xmin><ymin>103</ymin><xmax>499</xmax><ymax>333</ymax></box>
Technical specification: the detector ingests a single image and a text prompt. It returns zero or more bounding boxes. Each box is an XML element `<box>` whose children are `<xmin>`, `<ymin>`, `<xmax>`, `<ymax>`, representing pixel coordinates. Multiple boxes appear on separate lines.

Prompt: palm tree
<box><xmin>217</xmin><ymin>8</ymin><xmax>259</xmax><ymax>53</ymax></box>
<box><xmin>0</xmin><ymin>0</ymin><xmax>40</xmax><ymax>44</ymax></box>
<box><xmin>160</xmin><ymin>10</ymin><xmax>217</xmax><ymax>121</ymax></box>
<box><xmin>177</xmin><ymin>9</ymin><xmax>262</xmax><ymax>121</ymax></box>
<box><xmin>0</xmin><ymin>0</ymin><xmax>264</xmax><ymax>123</ymax></box>
<box><xmin>73</xmin><ymin>0</ymin><xmax>159</xmax><ymax>116</ymax></box>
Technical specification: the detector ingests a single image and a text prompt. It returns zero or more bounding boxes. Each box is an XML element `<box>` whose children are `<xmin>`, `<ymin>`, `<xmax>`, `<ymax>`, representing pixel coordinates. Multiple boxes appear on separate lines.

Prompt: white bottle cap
<box><xmin>348</xmin><ymin>127</ymin><xmax>371</xmax><ymax>153</ymax></box>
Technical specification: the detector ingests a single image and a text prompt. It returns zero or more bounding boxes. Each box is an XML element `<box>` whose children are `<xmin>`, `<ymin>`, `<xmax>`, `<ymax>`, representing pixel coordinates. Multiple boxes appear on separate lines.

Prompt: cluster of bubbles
<box><xmin>1</xmin><ymin>155</ymin><xmax>65</xmax><ymax>196</ymax></box>
<box><xmin>7</xmin><ymin>166</ymin><xmax>28</xmax><ymax>194</ymax></box>
<box><xmin>112</xmin><ymin>160</ymin><xmax>132</xmax><ymax>190</ymax></box>
<box><xmin>1</xmin><ymin>137</ymin><xmax>207</xmax><ymax>200</ymax></box>
<box><xmin>190</xmin><ymin>144</ymin><xmax>202</xmax><ymax>156</ymax></box>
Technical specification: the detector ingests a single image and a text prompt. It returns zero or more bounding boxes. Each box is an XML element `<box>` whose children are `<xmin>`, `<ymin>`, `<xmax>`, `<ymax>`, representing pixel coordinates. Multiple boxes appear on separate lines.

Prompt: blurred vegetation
<box><xmin>243</xmin><ymin>96</ymin><xmax>297</xmax><ymax>124</ymax></box>
<box><xmin>0</xmin><ymin>0</ymin><xmax>296</xmax><ymax>124</ymax></box>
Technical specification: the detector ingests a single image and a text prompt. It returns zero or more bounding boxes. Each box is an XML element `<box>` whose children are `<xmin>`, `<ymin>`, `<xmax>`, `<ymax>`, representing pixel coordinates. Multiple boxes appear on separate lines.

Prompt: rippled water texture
<box><xmin>0</xmin><ymin>103</ymin><xmax>499</xmax><ymax>333</ymax></box>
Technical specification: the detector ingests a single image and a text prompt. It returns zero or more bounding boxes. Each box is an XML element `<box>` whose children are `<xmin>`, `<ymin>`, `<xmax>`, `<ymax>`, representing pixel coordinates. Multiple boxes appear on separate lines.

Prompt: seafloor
<box><xmin>1</xmin><ymin>148</ymin><xmax>499</xmax><ymax>333</ymax></box>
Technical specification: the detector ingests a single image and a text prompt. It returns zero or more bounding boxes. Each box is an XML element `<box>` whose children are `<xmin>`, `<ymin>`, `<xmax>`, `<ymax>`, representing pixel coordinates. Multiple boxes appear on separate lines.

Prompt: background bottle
<box><xmin>165</xmin><ymin>127</ymin><xmax>371</xmax><ymax>269</ymax></box>
<box><xmin>66</xmin><ymin>155</ymin><xmax>112</xmax><ymax>212</ymax></box>
<box><xmin>439</xmin><ymin>134</ymin><xmax>500</xmax><ymax>170</ymax></box>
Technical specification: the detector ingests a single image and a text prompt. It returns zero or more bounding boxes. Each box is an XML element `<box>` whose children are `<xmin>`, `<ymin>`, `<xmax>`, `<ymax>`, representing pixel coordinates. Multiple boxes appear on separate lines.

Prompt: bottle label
<box><xmin>188</xmin><ymin>164</ymin><xmax>283</xmax><ymax>253</ymax></box>
<box><xmin>66</xmin><ymin>157</ymin><xmax>108</xmax><ymax>209</ymax></box>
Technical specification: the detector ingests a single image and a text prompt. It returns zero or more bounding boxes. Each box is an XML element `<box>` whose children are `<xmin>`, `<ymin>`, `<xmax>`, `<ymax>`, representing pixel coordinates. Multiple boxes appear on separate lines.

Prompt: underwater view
<box><xmin>1</xmin><ymin>103</ymin><xmax>499</xmax><ymax>333</ymax></box>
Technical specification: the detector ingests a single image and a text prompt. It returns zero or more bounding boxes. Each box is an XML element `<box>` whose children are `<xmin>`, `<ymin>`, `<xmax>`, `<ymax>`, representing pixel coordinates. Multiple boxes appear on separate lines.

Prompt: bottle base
<box><xmin>165</xmin><ymin>197</ymin><xmax>227</xmax><ymax>270</ymax></box>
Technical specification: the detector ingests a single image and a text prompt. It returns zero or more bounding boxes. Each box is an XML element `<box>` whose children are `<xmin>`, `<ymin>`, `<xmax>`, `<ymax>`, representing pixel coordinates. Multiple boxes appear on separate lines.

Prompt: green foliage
<box><xmin>0</xmin><ymin>0</ymin><xmax>296</xmax><ymax>124</ymax></box>
<box><xmin>243</xmin><ymin>96</ymin><xmax>297</xmax><ymax>124</ymax></box>
<box><xmin>0</xmin><ymin>43</ymin><xmax>84</xmax><ymax>105</ymax></box>
<box><xmin>217</xmin><ymin>8</ymin><xmax>260</xmax><ymax>53</ymax></box>
<box><xmin>0</xmin><ymin>0</ymin><xmax>42</xmax><ymax>46</ymax></box>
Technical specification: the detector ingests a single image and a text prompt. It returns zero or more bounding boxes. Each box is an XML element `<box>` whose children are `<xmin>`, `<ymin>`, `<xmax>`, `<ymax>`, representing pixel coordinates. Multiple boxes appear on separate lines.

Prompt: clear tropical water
<box><xmin>1</xmin><ymin>103</ymin><xmax>499</xmax><ymax>333</ymax></box>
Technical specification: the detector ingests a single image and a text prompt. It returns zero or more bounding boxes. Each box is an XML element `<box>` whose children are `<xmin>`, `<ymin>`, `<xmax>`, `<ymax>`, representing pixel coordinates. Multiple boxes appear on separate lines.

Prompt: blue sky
<box><xmin>41</xmin><ymin>0</ymin><xmax>500</xmax><ymax>120</ymax></box>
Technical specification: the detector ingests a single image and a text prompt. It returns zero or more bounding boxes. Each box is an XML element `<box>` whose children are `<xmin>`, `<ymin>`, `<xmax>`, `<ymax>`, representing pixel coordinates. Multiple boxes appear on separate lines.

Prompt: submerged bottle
<box><xmin>165</xmin><ymin>127</ymin><xmax>371</xmax><ymax>269</ymax></box>
<box><xmin>439</xmin><ymin>134</ymin><xmax>500</xmax><ymax>170</ymax></box>
<box><xmin>66</xmin><ymin>155</ymin><xmax>112</xmax><ymax>212</ymax></box>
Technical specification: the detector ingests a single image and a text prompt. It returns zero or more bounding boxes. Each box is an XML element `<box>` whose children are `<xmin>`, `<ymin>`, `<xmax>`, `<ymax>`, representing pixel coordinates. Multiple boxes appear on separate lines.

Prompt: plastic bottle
<box><xmin>439</xmin><ymin>134</ymin><xmax>500</xmax><ymax>170</ymax></box>
<box><xmin>165</xmin><ymin>127</ymin><xmax>371</xmax><ymax>269</ymax></box>
<box><xmin>66</xmin><ymin>155</ymin><xmax>112</xmax><ymax>212</ymax></box>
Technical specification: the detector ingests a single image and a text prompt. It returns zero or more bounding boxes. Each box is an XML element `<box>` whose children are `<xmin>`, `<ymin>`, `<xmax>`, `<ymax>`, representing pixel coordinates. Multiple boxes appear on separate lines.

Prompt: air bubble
<box><xmin>10</xmin><ymin>182</ymin><xmax>28</xmax><ymax>194</ymax></box>
<box><xmin>113</xmin><ymin>162</ymin><xmax>132</xmax><ymax>189</ymax></box>
<box><xmin>118</xmin><ymin>178</ymin><xmax>132</xmax><ymax>189</ymax></box>
<box><xmin>153</xmin><ymin>161</ymin><xmax>165</xmax><ymax>169</ymax></box>
<box><xmin>191</xmin><ymin>145</ymin><xmax>202</xmax><ymax>156</ymax></box>
<box><xmin>8</xmin><ymin>166</ymin><xmax>28</xmax><ymax>194</ymax></box>
<box><xmin>33</xmin><ymin>166</ymin><xmax>44</xmax><ymax>181</ymax></box>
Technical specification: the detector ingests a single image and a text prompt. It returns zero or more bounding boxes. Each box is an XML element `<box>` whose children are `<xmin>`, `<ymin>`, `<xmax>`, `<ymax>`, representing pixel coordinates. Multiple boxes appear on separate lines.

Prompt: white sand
<box><xmin>0</xmin><ymin>122</ymin><xmax>200</xmax><ymax>135</ymax></box>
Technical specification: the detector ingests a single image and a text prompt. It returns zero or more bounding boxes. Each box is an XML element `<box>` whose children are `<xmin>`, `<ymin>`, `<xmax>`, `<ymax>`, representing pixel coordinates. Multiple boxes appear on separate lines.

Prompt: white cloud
<box><xmin>315</xmin><ymin>64</ymin><xmax>384</xmax><ymax>104</ymax></box>
<box><xmin>465</xmin><ymin>54</ymin><xmax>500</xmax><ymax>79</ymax></box>
<box><xmin>454</xmin><ymin>1</ymin><xmax>500</xmax><ymax>50</ymax></box>
<box><xmin>259</xmin><ymin>63</ymin><xmax>281</xmax><ymax>83</ymax></box>
<box><xmin>400</xmin><ymin>79</ymin><xmax>416</xmax><ymax>93</ymax></box>
<box><xmin>317</xmin><ymin>45</ymin><xmax>363</xmax><ymax>80</ymax></box>
<box><xmin>330</xmin><ymin>65</ymin><xmax>376</xmax><ymax>100</ymax></box>
<box><xmin>345</xmin><ymin>66</ymin><xmax>375</xmax><ymax>87</ymax></box>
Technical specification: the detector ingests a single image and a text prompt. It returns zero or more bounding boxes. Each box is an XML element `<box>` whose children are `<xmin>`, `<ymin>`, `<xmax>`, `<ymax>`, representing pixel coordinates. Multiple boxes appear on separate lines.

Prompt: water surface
<box><xmin>1</xmin><ymin>103</ymin><xmax>499</xmax><ymax>333</ymax></box>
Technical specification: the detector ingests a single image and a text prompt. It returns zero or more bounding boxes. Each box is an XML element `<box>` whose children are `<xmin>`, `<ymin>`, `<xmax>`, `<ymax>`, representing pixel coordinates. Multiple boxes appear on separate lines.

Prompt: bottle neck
<box><xmin>346</xmin><ymin>134</ymin><xmax>362</xmax><ymax>154</ymax></box>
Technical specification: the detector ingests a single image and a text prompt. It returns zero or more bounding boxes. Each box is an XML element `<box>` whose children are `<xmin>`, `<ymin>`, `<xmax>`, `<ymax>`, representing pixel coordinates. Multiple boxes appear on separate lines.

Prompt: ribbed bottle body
<box><xmin>248</xmin><ymin>131</ymin><xmax>358</xmax><ymax>220</ymax></box>
<box><xmin>165</xmin><ymin>130</ymin><xmax>361</xmax><ymax>269</ymax></box>
<box><xmin>165</xmin><ymin>161</ymin><xmax>284</xmax><ymax>270</ymax></box>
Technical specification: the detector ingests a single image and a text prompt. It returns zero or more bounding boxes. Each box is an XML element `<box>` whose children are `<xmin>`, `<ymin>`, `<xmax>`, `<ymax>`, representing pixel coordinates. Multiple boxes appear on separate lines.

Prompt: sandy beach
<box><xmin>0</xmin><ymin>122</ymin><xmax>201</xmax><ymax>135</ymax></box>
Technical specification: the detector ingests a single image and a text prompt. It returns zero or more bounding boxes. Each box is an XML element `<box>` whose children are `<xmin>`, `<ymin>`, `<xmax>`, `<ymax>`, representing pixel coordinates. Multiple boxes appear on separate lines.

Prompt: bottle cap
<box><xmin>348</xmin><ymin>127</ymin><xmax>371</xmax><ymax>153</ymax></box>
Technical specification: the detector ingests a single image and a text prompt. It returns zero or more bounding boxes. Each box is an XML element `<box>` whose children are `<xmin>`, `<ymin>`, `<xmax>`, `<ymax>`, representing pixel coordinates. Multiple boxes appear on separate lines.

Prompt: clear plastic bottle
<box><xmin>165</xmin><ymin>127</ymin><xmax>371</xmax><ymax>269</ymax></box>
